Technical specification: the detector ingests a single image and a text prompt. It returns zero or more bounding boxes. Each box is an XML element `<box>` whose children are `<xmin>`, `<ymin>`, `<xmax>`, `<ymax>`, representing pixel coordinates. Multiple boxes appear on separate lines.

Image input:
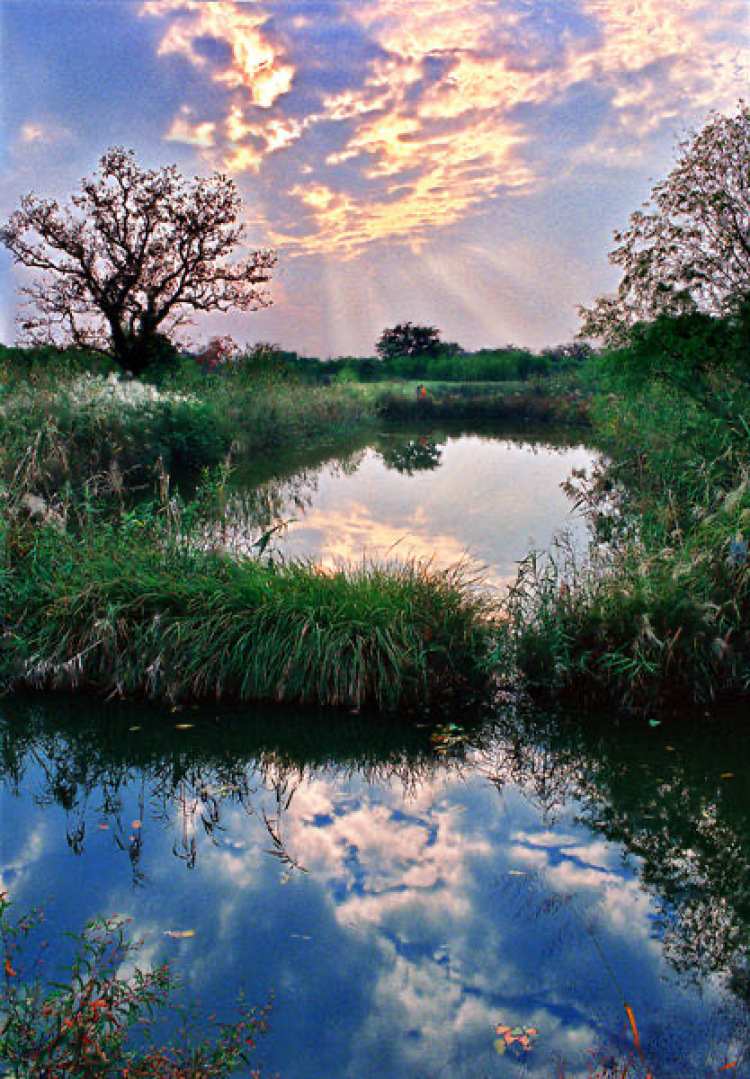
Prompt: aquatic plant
<box><xmin>0</xmin><ymin>893</ymin><xmax>271</xmax><ymax>1077</ymax></box>
<box><xmin>2</xmin><ymin>487</ymin><xmax>493</xmax><ymax>711</ymax></box>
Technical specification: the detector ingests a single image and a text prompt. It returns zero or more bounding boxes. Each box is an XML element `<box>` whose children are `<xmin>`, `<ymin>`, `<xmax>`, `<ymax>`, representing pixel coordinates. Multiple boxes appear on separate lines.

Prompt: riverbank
<box><xmin>1</xmin><ymin>495</ymin><xmax>493</xmax><ymax>711</ymax></box>
<box><xmin>498</xmin><ymin>310</ymin><xmax>750</xmax><ymax>711</ymax></box>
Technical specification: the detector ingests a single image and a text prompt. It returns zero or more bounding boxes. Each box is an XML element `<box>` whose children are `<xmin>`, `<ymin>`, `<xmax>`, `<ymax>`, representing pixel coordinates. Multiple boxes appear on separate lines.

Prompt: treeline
<box><xmin>248</xmin><ymin>341</ymin><xmax>591</xmax><ymax>384</ymax></box>
<box><xmin>0</xmin><ymin>337</ymin><xmax>591</xmax><ymax>387</ymax></box>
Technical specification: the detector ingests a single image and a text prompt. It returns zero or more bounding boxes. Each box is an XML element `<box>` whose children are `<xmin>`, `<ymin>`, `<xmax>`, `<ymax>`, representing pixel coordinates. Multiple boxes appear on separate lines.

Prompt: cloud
<box><xmin>165</xmin><ymin>104</ymin><xmax>216</xmax><ymax>147</ymax></box>
<box><xmin>140</xmin><ymin>0</ymin><xmax>748</xmax><ymax>261</ymax></box>
<box><xmin>17</xmin><ymin>120</ymin><xmax>72</xmax><ymax>148</ymax></box>
<box><xmin>141</xmin><ymin>0</ymin><xmax>295</xmax><ymax>108</ymax></box>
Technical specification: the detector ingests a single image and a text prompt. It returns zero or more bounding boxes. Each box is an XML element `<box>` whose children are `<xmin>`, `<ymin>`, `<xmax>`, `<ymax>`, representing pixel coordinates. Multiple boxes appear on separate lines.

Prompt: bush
<box><xmin>0</xmin><ymin>893</ymin><xmax>271</xmax><ymax>1078</ymax></box>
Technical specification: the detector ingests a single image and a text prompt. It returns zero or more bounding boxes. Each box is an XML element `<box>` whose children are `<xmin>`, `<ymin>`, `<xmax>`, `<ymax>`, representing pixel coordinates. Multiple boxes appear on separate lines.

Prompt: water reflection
<box><xmin>225</xmin><ymin>428</ymin><xmax>598</xmax><ymax>585</ymax></box>
<box><xmin>483</xmin><ymin>702</ymin><xmax>750</xmax><ymax>994</ymax></box>
<box><xmin>1</xmin><ymin>694</ymin><xmax>748</xmax><ymax>1076</ymax></box>
<box><xmin>377</xmin><ymin>435</ymin><xmax>444</xmax><ymax>474</ymax></box>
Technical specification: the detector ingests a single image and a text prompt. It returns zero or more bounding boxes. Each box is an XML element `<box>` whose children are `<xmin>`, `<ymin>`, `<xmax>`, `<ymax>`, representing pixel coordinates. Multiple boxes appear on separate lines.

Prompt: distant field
<box><xmin>351</xmin><ymin>379</ymin><xmax>534</xmax><ymax>400</ymax></box>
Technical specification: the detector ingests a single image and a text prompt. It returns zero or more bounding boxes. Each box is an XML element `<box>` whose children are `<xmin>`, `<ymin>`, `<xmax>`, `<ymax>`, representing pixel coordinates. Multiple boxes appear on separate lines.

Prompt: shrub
<box><xmin>0</xmin><ymin>893</ymin><xmax>271</xmax><ymax>1078</ymax></box>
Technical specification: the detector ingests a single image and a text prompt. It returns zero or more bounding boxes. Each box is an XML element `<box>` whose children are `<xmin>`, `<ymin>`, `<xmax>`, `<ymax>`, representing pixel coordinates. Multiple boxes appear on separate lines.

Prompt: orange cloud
<box><xmin>165</xmin><ymin>105</ymin><xmax>216</xmax><ymax>148</ymax></box>
<box><xmin>143</xmin><ymin>0</ymin><xmax>749</xmax><ymax>257</ymax></box>
<box><xmin>140</xmin><ymin>0</ymin><xmax>294</xmax><ymax>108</ymax></box>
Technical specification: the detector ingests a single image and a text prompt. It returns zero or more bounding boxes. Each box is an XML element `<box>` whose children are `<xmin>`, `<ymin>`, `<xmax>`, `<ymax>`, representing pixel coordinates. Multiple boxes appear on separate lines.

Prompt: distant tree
<box><xmin>196</xmin><ymin>334</ymin><xmax>240</xmax><ymax>373</ymax></box>
<box><xmin>579</xmin><ymin>102</ymin><xmax>750</xmax><ymax>346</ymax></box>
<box><xmin>375</xmin><ymin>322</ymin><xmax>444</xmax><ymax>363</ymax></box>
<box><xmin>0</xmin><ymin>147</ymin><xmax>276</xmax><ymax>377</ymax></box>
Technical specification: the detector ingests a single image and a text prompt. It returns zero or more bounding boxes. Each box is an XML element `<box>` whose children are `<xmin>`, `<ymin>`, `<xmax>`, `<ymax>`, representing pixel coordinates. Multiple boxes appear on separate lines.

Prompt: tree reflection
<box><xmin>376</xmin><ymin>436</ymin><xmax>443</xmax><ymax>474</ymax></box>
<box><xmin>480</xmin><ymin>700</ymin><xmax>750</xmax><ymax>994</ymax></box>
<box><xmin>3</xmin><ymin>692</ymin><xmax>748</xmax><ymax>1003</ymax></box>
<box><xmin>0</xmin><ymin>695</ymin><xmax>473</xmax><ymax>887</ymax></box>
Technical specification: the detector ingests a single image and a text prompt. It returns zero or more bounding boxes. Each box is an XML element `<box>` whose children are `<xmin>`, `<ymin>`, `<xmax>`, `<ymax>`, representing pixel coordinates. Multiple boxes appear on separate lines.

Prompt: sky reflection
<box><xmin>1</xmin><ymin>699</ymin><xmax>746</xmax><ymax>1077</ymax></box>
<box><xmin>230</xmin><ymin>434</ymin><xmax>597</xmax><ymax>588</ymax></box>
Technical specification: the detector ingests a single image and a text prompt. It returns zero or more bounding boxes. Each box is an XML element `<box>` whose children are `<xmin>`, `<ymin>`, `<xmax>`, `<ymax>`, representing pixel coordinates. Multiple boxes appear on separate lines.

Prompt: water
<box><xmin>2</xmin><ymin>429</ymin><xmax>749</xmax><ymax>1077</ymax></box>
<box><xmin>230</xmin><ymin>426</ymin><xmax>595</xmax><ymax>587</ymax></box>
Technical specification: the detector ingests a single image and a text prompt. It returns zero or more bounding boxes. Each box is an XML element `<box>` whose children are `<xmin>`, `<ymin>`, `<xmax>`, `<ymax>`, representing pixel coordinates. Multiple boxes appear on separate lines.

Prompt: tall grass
<box><xmin>205</xmin><ymin>374</ymin><xmax>376</xmax><ymax>455</ymax></box>
<box><xmin>373</xmin><ymin>381</ymin><xmax>590</xmax><ymax>426</ymax></box>
<box><xmin>499</xmin><ymin>369</ymin><xmax>750</xmax><ymax>710</ymax></box>
<box><xmin>2</xmin><ymin>496</ymin><xmax>493</xmax><ymax>712</ymax></box>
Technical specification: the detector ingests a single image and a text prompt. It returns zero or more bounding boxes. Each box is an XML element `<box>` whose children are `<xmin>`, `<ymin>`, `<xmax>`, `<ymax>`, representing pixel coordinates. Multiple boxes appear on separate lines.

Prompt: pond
<box><xmin>230</xmin><ymin>426</ymin><xmax>596</xmax><ymax>588</ymax></box>
<box><xmin>2</xmin><ymin>428</ymin><xmax>748</xmax><ymax>1077</ymax></box>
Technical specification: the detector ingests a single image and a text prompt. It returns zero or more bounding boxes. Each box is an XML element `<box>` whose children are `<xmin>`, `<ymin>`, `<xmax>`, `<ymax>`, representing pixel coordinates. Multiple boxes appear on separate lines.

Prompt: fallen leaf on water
<box><xmin>508</xmin><ymin>870</ymin><xmax>526</xmax><ymax>876</ymax></box>
<box><xmin>665</xmin><ymin>745</ymin><xmax>675</xmax><ymax>751</ymax></box>
<box><xmin>174</xmin><ymin>723</ymin><xmax>194</xmax><ymax>730</ymax></box>
<box><xmin>719</xmin><ymin>1065</ymin><xmax>737</xmax><ymax>1072</ymax></box>
<box><xmin>132</xmin><ymin>821</ymin><xmax>141</xmax><ymax>829</ymax></box>
<box><xmin>495</xmin><ymin>1023</ymin><xmax>538</xmax><ymax>1052</ymax></box>
<box><xmin>5</xmin><ymin>959</ymin><xmax>16</xmax><ymax>977</ymax></box>
<box><xmin>648</xmin><ymin>720</ymin><xmax>661</xmax><ymax>727</ymax></box>
<box><xmin>164</xmin><ymin>930</ymin><xmax>195</xmax><ymax>939</ymax></box>
<box><xmin>98</xmin><ymin>824</ymin><xmax>109</xmax><ymax>830</ymax></box>
<box><xmin>721</xmin><ymin>773</ymin><xmax>735</xmax><ymax>778</ymax></box>
<box><xmin>128</xmin><ymin>726</ymin><xmax>141</xmax><ymax>732</ymax></box>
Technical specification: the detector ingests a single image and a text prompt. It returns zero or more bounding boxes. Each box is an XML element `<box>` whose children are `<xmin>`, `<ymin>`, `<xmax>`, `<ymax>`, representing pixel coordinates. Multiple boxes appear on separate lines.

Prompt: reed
<box><xmin>2</xmin><ymin>505</ymin><xmax>493</xmax><ymax>712</ymax></box>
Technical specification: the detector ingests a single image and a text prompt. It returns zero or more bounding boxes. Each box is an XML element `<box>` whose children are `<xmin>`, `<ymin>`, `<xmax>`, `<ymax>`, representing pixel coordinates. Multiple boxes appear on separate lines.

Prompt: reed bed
<box><xmin>2</xmin><ymin>511</ymin><xmax>493</xmax><ymax>712</ymax></box>
<box><xmin>373</xmin><ymin>384</ymin><xmax>590</xmax><ymax>426</ymax></box>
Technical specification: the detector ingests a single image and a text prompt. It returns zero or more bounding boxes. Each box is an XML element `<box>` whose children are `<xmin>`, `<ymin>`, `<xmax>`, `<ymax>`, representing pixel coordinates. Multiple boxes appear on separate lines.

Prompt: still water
<box><xmin>2</xmin><ymin>430</ymin><xmax>748</xmax><ymax>1077</ymax></box>
<box><xmin>231</xmin><ymin>427</ymin><xmax>596</xmax><ymax>586</ymax></box>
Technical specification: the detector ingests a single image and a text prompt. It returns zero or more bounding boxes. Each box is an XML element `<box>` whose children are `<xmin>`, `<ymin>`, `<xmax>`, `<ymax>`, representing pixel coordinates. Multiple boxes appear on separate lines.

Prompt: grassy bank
<box><xmin>0</xmin><ymin>347</ymin><xmax>377</xmax><ymax>499</ymax></box>
<box><xmin>370</xmin><ymin>378</ymin><xmax>590</xmax><ymax>426</ymax></box>
<box><xmin>498</xmin><ymin>310</ymin><xmax>750</xmax><ymax>712</ymax></box>
<box><xmin>1</xmin><ymin>500</ymin><xmax>493</xmax><ymax>712</ymax></box>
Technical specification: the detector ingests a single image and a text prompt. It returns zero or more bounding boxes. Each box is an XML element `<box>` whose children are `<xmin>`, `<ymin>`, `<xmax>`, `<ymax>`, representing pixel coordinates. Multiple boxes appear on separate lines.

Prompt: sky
<box><xmin>1</xmin><ymin>0</ymin><xmax>748</xmax><ymax>357</ymax></box>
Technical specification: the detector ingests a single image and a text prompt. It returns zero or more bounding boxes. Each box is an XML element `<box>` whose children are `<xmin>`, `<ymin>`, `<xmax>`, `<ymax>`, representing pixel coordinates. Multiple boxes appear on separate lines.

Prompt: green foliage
<box><xmin>1</xmin><ymin>481</ymin><xmax>493</xmax><ymax>711</ymax></box>
<box><xmin>0</xmin><ymin>893</ymin><xmax>270</xmax><ymax>1078</ymax></box>
<box><xmin>580</xmin><ymin>101</ymin><xmax>750</xmax><ymax>345</ymax></box>
<box><xmin>0</xmin><ymin>374</ymin><xmax>230</xmax><ymax>498</ymax></box>
<box><xmin>607</xmin><ymin>301</ymin><xmax>750</xmax><ymax>419</ymax></box>
<box><xmin>502</xmin><ymin>307</ymin><xmax>750</xmax><ymax>710</ymax></box>
<box><xmin>373</xmin><ymin>381</ymin><xmax>590</xmax><ymax>426</ymax></box>
<box><xmin>375</xmin><ymin>322</ymin><xmax>445</xmax><ymax>367</ymax></box>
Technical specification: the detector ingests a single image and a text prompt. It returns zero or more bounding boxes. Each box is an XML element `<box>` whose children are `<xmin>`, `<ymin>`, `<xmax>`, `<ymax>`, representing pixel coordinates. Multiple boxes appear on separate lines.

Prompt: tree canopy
<box><xmin>579</xmin><ymin>102</ymin><xmax>750</xmax><ymax>346</ymax></box>
<box><xmin>0</xmin><ymin>147</ymin><xmax>276</xmax><ymax>376</ymax></box>
<box><xmin>375</xmin><ymin>322</ymin><xmax>444</xmax><ymax>363</ymax></box>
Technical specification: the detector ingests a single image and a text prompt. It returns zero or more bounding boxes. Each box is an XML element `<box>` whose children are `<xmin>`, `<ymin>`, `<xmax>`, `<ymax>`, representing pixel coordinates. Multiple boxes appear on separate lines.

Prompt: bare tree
<box><xmin>0</xmin><ymin>147</ymin><xmax>276</xmax><ymax>375</ymax></box>
<box><xmin>579</xmin><ymin>102</ymin><xmax>750</xmax><ymax>346</ymax></box>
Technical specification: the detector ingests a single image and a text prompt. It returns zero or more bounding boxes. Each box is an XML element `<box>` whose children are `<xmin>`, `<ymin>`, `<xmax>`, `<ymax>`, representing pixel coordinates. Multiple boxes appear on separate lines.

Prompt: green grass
<box><xmin>2</xmin><ymin>505</ymin><xmax>494</xmax><ymax>712</ymax></box>
<box><xmin>370</xmin><ymin>379</ymin><xmax>590</xmax><ymax>425</ymax></box>
<box><xmin>498</xmin><ymin>346</ymin><xmax>750</xmax><ymax>711</ymax></box>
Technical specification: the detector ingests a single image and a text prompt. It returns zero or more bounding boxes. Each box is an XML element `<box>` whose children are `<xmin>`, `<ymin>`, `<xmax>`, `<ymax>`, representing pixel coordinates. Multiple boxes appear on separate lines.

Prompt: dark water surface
<box><xmin>2</xmin><ymin>431</ymin><xmax>749</xmax><ymax>1077</ymax></box>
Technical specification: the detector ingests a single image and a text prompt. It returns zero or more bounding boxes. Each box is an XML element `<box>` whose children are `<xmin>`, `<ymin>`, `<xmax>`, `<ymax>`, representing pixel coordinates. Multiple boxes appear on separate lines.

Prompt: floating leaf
<box><xmin>494</xmin><ymin>1022</ymin><xmax>538</xmax><ymax>1052</ymax></box>
<box><xmin>132</xmin><ymin>821</ymin><xmax>141</xmax><ymax>829</ymax></box>
<box><xmin>164</xmin><ymin>930</ymin><xmax>195</xmax><ymax>939</ymax></box>
<box><xmin>128</xmin><ymin>726</ymin><xmax>141</xmax><ymax>732</ymax></box>
<box><xmin>494</xmin><ymin>1039</ymin><xmax>506</xmax><ymax>1055</ymax></box>
<box><xmin>721</xmin><ymin>772</ymin><xmax>735</xmax><ymax>778</ymax></box>
<box><xmin>174</xmin><ymin>723</ymin><xmax>194</xmax><ymax>730</ymax></box>
<box><xmin>648</xmin><ymin>720</ymin><xmax>661</xmax><ymax>727</ymax></box>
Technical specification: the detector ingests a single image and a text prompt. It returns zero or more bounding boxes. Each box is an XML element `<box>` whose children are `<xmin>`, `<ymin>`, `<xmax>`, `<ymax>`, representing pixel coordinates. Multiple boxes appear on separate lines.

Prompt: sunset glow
<box><xmin>1</xmin><ymin>0</ymin><xmax>748</xmax><ymax>353</ymax></box>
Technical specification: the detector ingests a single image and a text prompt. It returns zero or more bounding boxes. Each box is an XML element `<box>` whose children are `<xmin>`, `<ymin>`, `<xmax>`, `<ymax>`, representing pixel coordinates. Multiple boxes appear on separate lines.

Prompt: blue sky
<box><xmin>1</xmin><ymin>0</ymin><xmax>748</xmax><ymax>356</ymax></box>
